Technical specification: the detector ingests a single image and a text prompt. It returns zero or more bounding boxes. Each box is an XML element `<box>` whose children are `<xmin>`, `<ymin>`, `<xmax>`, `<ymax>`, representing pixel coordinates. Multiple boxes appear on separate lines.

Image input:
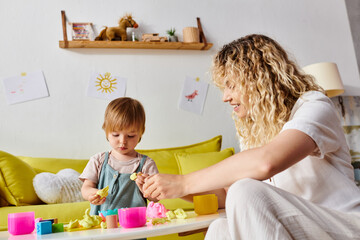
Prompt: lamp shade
<box><xmin>303</xmin><ymin>62</ymin><xmax>344</xmax><ymax>98</ymax></box>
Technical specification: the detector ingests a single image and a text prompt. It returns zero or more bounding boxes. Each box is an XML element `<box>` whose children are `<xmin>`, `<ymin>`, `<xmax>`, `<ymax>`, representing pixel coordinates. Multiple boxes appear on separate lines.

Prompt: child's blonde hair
<box><xmin>102</xmin><ymin>97</ymin><xmax>146</xmax><ymax>141</ymax></box>
<box><xmin>212</xmin><ymin>34</ymin><xmax>324</xmax><ymax>149</ymax></box>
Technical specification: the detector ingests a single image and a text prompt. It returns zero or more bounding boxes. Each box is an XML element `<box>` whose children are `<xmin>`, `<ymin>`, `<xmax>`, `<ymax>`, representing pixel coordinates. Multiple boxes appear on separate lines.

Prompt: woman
<box><xmin>143</xmin><ymin>34</ymin><xmax>360</xmax><ymax>239</ymax></box>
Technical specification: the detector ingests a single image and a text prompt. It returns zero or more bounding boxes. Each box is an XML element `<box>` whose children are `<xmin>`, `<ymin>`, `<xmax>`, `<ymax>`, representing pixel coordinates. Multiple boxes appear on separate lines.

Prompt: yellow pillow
<box><xmin>138</xmin><ymin>136</ymin><xmax>223</xmax><ymax>210</ymax></box>
<box><xmin>0</xmin><ymin>151</ymin><xmax>43</xmax><ymax>206</ymax></box>
<box><xmin>18</xmin><ymin>156</ymin><xmax>88</xmax><ymax>174</ymax></box>
<box><xmin>175</xmin><ymin>148</ymin><xmax>235</xmax><ymax>175</ymax></box>
<box><xmin>137</xmin><ymin>135</ymin><xmax>222</xmax><ymax>175</ymax></box>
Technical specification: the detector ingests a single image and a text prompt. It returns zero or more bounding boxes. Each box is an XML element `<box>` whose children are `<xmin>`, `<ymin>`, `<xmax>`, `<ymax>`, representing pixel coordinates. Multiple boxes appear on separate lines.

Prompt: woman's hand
<box><xmin>143</xmin><ymin>173</ymin><xmax>185</xmax><ymax>200</ymax></box>
<box><xmin>135</xmin><ymin>172</ymin><xmax>158</xmax><ymax>202</ymax></box>
<box><xmin>88</xmin><ymin>192</ymin><xmax>106</xmax><ymax>205</ymax></box>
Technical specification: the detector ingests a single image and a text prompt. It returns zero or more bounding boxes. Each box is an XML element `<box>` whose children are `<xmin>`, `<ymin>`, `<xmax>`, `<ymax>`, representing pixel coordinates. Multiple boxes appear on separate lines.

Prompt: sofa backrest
<box><xmin>18</xmin><ymin>156</ymin><xmax>89</xmax><ymax>174</ymax></box>
<box><xmin>0</xmin><ymin>135</ymin><xmax>226</xmax><ymax>210</ymax></box>
<box><xmin>137</xmin><ymin>135</ymin><xmax>222</xmax><ymax>175</ymax></box>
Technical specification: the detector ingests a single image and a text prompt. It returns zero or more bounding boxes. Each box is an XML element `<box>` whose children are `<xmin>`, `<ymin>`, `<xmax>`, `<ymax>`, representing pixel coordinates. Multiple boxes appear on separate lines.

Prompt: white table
<box><xmin>0</xmin><ymin>210</ymin><xmax>225</xmax><ymax>240</ymax></box>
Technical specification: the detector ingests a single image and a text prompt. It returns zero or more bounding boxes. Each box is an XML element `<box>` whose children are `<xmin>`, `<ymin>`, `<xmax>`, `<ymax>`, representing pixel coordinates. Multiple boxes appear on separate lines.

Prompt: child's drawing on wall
<box><xmin>179</xmin><ymin>76</ymin><xmax>208</xmax><ymax>115</ymax></box>
<box><xmin>87</xmin><ymin>72</ymin><xmax>126</xmax><ymax>100</ymax></box>
<box><xmin>96</xmin><ymin>72</ymin><xmax>117</xmax><ymax>93</ymax></box>
<box><xmin>2</xmin><ymin>70</ymin><xmax>49</xmax><ymax>105</ymax></box>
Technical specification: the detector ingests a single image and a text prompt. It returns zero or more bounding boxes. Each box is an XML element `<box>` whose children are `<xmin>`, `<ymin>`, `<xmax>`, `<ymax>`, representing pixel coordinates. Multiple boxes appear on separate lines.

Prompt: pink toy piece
<box><xmin>8</xmin><ymin>212</ymin><xmax>35</xmax><ymax>235</ymax></box>
<box><xmin>99</xmin><ymin>212</ymin><xmax>106</xmax><ymax>222</ymax></box>
<box><xmin>105</xmin><ymin>215</ymin><xmax>118</xmax><ymax>229</ymax></box>
<box><xmin>146</xmin><ymin>201</ymin><xmax>167</xmax><ymax>219</ymax></box>
<box><xmin>118</xmin><ymin>207</ymin><xmax>146</xmax><ymax>228</ymax></box>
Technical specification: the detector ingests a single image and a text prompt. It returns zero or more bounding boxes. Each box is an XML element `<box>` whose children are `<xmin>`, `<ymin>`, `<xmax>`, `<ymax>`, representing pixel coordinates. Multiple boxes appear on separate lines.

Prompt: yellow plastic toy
<box><xmin>193</xmin><ymin>194</ymin><xmax>218</xmax><ymax>215</ymax></box>
<box><xmin>130</xmin><ymin>172</ymin><xmax>138</xmax><ymax>181</ymax></box>
<box><xmin>65</xmin><ymin>208</ymin><xmax>102</xmax><ymax>231</ymax></box>
<box><xmin>100</xmin><ymin>221</ymin><xmax>107</xmax><ymax>229</ymax></box>
<box><xmin>78</xmin><ymin>208</ymin><xmax>102</xmax><ymax>229</ymax></box>
<box><xmin>149</xmin><ymin>218</ymin><xmax>168</xmax><ymax>225</ymax></box>
<box><xmin>67</xmin><ymin>219</ymin><xmax>79</xmax><ymax>229</ymax></box>
<box><xmin>174</xmin><ymin>208</ymin><xmax>187</xmax><ymax>219</ymax></box>
<box><xmin>166</xmin><ymin>210</ymin><xmax>176</xmax><ymax>220</ymax></box>
<box><xmin>97</xmin><ymin>186</ymin><xmax>109</xmax><ymax>199</ymax></box>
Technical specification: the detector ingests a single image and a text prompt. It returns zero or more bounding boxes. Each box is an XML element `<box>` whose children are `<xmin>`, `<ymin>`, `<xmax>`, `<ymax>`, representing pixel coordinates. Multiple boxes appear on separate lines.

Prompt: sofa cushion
<box><xmin>33</xmin><ymin>169</ymin><xmax>84</xmax><ymax>204</ymax></box>
<box><xmin>18</xmin><ymin>156</ymin><xmax>88</xmax><ymax>174</ymax></box>
<box><xmin>138</xmin><ymin>135</ymin><xmax>222</xmax><ymax>210</ymax></box>
<box><xmin>0</xmin><ymin>151</ymin><xmax>43</xmax><ymax>206</ymax></box>
<box><xmin>175</xmin><ymin>148</ymin><xmax>235</xmax><ymax>175</ymax></box>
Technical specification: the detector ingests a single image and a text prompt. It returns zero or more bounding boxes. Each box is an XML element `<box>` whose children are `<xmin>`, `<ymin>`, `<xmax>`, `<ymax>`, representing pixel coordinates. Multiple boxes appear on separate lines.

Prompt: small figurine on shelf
<box><xmin>95</xmin><ymin>14</ymin><xmax>138</xmax><ymax>41</ymax></box>
<box><xmin>141</xmin><ymin>33</ymin><xmax>168</xmax><ymax>42</ymax></box>
<box><xmin>166</xmin><ymin>27</ymin><xmax>178</xmax><ymax>42</ymax></box>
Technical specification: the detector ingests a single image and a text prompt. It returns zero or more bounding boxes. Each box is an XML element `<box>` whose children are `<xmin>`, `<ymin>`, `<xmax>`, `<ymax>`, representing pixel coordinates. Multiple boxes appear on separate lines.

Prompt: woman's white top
<box><xmin>269</xmin><ymin>91</ymin><xmax>360</xmax><ymax>212</ymax></box>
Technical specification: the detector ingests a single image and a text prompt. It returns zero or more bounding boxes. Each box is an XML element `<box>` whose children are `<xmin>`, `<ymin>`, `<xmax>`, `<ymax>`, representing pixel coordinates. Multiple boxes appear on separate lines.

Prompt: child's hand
<box><xmin>135</xmin><ymin>172</ymin><xmax>149</xmax><ymax>192</ymax></box>
<box><xmin>88</xmin><ymin>193</ymin><xmax>106</xmax><ymax>205</ymax></box>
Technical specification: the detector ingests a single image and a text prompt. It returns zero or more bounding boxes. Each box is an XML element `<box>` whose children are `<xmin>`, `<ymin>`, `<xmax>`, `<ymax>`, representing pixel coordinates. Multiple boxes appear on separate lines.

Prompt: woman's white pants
<box><xmin>205</xmin><ymin>178</ymin><xmax>360</xmax><ymax>240</ymax></box>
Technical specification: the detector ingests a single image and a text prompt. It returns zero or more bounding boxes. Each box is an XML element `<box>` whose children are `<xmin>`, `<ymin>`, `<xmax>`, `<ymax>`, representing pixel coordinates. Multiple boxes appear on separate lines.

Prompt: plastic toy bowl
<box><xmin>118</xmin><ymin>207</ymin><xmax>147</xmax><ymax>228</ymax></box>
<box><xmin>8</xmin><ymin>212</ymin><xmax>35</xmax><ymax>235</ymax></box>
<box><xmin>193</xmin><ymin>194</ymin><xmax>218</xmax><ymax>215</ymax></box>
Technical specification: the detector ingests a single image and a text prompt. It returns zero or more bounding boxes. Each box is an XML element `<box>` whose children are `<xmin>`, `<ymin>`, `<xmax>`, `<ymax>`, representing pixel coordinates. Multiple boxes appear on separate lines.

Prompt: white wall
<box><xmin>0</xmin><ymin>0</ymin><xmax>359</xmax><ymax>159</ymax></box>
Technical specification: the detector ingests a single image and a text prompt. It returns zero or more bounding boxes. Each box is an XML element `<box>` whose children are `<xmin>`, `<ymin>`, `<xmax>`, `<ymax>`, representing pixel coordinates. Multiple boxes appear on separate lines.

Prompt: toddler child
<box><xmin>80</xmin><ymin>97</ymin><xmax>158</xmax><ymax>215</ymax></box>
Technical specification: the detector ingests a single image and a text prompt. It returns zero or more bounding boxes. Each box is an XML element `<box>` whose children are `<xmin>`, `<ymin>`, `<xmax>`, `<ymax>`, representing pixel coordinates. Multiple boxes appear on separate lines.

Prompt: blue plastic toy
<box><xmin>36</xmin><ymin>221</ymin><xmax>52</xmax><ymax>235</ymax></box>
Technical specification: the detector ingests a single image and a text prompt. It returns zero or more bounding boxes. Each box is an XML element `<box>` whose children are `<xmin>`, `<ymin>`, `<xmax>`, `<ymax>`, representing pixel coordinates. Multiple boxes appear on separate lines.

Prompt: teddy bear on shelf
<box><xmin>95</xmin><ymin>14</ymin><xmax>138</xmax><ymax>41</ymax></box>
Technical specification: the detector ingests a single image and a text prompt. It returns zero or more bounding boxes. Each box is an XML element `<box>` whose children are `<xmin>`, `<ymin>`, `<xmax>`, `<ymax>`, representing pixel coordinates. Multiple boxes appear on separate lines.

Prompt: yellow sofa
<box><xmin>0</xmin><ymin>135</ymin><xmax>234</xmax><ymax>239</ymax></box>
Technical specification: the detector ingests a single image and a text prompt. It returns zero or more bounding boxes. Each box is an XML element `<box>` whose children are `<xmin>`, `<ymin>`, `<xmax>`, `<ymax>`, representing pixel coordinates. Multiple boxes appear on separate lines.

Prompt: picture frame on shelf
<box><xmin>71</xmin><ymin>22</ymin><xmax>94</xmax><ymax>41</ymax></box>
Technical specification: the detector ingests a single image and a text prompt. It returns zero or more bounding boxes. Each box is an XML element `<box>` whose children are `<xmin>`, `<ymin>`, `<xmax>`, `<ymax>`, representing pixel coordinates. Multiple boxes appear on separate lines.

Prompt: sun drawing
<box><xmin>95</xmin><ymin>72</ymin><xmax>117</xmax><ymax>93</ymax></box>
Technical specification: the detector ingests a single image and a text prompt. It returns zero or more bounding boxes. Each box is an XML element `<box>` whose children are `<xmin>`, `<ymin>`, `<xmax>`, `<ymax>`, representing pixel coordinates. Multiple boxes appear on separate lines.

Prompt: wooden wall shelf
<box><xmin>59</xmin><ymin>11</ymin><xmax>212</xmax><ymax>51</ymax></box>
<box><xmin>59</xmin><ymin>41</ymin><xmax>213</xmax><ymax>50</ymax></box>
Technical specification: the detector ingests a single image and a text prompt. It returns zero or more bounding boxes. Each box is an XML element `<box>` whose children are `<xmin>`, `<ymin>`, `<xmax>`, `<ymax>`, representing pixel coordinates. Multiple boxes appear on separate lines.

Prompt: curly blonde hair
<box><xmin>212</xmin><ymin>34</ymin><xmax>324</xmax><ymax>149</ymax></box>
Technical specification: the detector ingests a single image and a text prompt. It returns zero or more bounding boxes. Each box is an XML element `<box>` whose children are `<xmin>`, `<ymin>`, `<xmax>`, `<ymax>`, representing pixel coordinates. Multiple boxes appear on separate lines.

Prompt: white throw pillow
<box><xmin>33</xmin><ymin>168</ymin><xmax>84</xmax><ymax>204</ymax></box>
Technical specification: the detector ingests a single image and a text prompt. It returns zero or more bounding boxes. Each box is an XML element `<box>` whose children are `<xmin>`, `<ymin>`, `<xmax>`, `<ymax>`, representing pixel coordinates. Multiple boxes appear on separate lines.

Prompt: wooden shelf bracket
<box><xmin>61</xmin><ymin>10</ymin><xmax>68</xmax><ymax>48</ymax></box>
<box><xmin>197</xmin><ymin>17</ymin><xmax>208</xmax><ymax>50</ymax></box>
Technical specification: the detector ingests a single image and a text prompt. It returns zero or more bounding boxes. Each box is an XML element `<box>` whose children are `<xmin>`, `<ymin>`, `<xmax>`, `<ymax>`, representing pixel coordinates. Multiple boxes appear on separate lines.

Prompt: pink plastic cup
<box><xmin>118</xmin><ymin>207</ymin><xmax>146</xmax><ymax>228</ymax></box>
<box><xmin>8</xmin><ymin>212</ymin><xmax>35</xmax><ymax>235</ymax></box>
